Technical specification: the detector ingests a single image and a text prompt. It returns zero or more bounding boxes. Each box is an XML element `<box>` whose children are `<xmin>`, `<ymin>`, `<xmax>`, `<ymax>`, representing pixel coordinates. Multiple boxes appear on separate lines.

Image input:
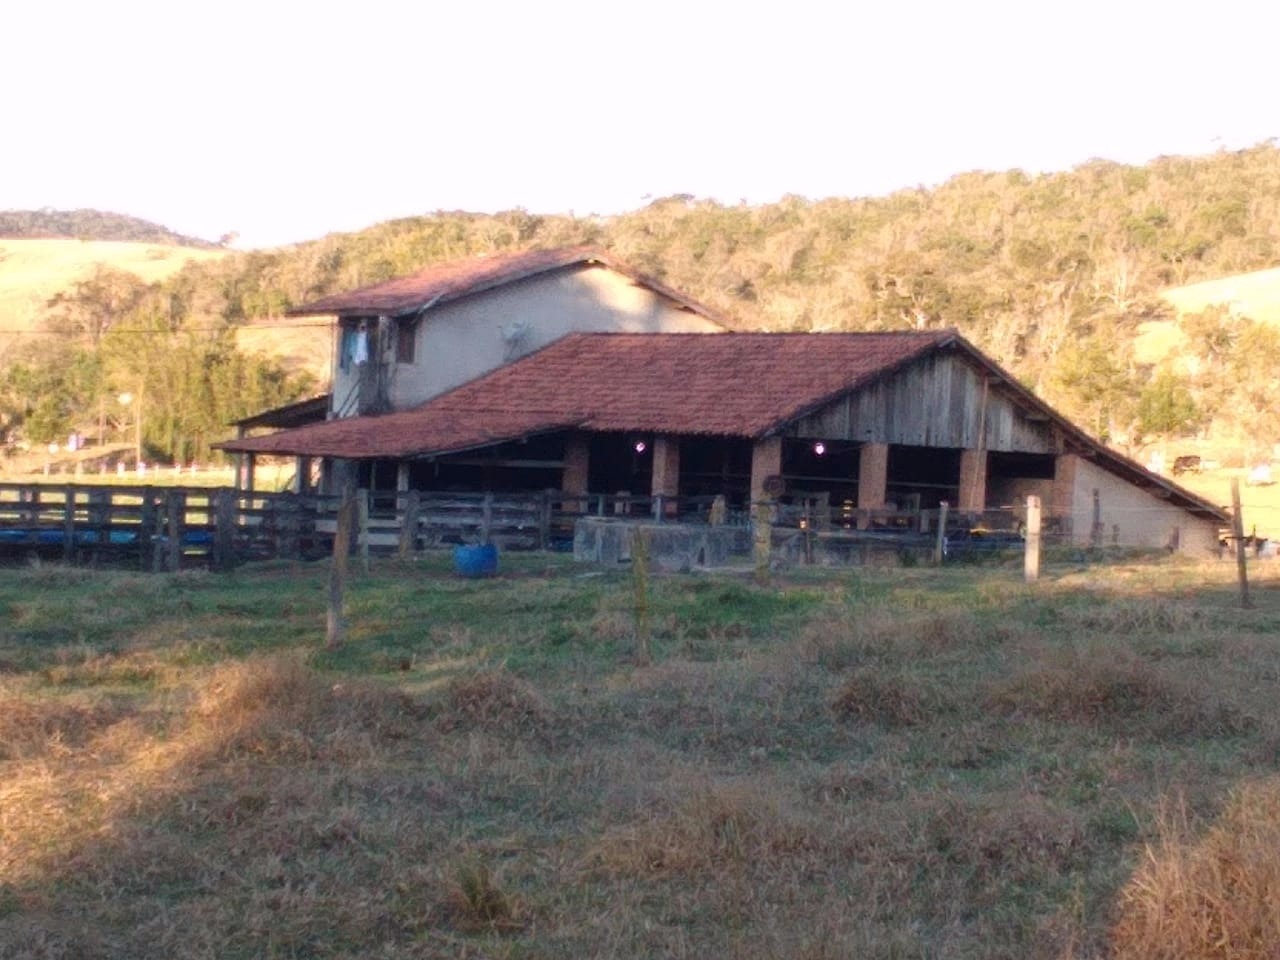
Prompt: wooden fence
<box><xmin>0</xmin><ymin>482</ymin><xmax>1062</xmax><ymax>571</ymax></box>
<box><xmin>0</xmin><ymin>484</ymin><xmax>731</xmax><ymax>570</ymax></box>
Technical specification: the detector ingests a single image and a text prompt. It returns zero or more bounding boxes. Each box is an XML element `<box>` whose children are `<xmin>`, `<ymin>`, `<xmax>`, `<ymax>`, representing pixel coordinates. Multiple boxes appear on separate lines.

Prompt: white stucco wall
<box><xmin>1070</xmin><ymin>458</ymin><xmax>1220</xmax><ymax>555</ymax></box>
<box><xmin>330</xmin><ymin>264</ymin><xmax>721</xmax><ymax>415</ymax></box>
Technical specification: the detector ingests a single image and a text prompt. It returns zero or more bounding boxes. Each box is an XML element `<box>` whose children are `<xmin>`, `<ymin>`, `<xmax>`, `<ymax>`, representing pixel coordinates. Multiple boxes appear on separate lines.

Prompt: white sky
<box><xmin>3</xmin><ymin>0</ymin><xmax>1276</xmax><ymax>249</ymax></box>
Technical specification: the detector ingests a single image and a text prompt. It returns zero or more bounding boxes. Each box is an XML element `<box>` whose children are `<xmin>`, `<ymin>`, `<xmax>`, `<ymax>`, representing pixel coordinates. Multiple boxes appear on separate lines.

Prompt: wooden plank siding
<box><xmin>784</xmin><ymin>352</ymin><xmax>1055</xmax><ymax>453</ymax></box>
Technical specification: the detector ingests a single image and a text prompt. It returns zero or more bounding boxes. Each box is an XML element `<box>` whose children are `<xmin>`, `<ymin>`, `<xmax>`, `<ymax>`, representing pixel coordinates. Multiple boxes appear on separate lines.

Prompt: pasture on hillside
<box><xmin>0</xmin><ymin>238</ymin><xmax>225</xmax><ymax>341</ymax></box>
<box><xmin>1</xmin><ymin>552</ymin><xmax>1278</xmax><ymax>958</ymax></box>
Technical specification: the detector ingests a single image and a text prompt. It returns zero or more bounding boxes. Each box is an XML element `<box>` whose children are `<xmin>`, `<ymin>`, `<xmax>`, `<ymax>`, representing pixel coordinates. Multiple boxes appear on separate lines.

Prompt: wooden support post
<box><xmin>1231</xmin><ymin>478</ymin><xmax>1253</xmax><ymax>610</ymax></box>
<box><xmin>814</xmin><ymin>491</ymin><xmax>831</xmax><ymax>531</ymax></box>
<box><xmin>538</xmin><ymin>490</ymin><xmax>552</xmax><ymax>551</ymax></box>
<box><xmin>213</xmin><ymin>489</ymin><xmax>236</xmax><ymax>571</ymax></box>
<box><xmin>857</xmin><ymin>442</ymin><xmax>889</xmax><ymax>530</ymax></box>
<box><xmin>803</xmin><ymin>499</ymin><xmax>814</xmax><ymax>565</ymax></box>
<box><xmin>398</xmin><ymin>489</ymin><xmax>420</xmax><ymax>559</ymax></box>
<box><xmin>166</xmin><ymin>490</ymin><xmax>183</xmax><ymax>572</ymax></box>
<box><xmin>139</xmin><ymin>487</ymin><xmax>157</xmax><ymax>570</ymax></box>
<box><xmin>750</xmin><ymin>436</ymin><xmax>783</xmax><ymax>503</ymax></box>
<box><xmin>753</xmin><ymin>500</ymin><xmax>773</xmax><ymax>583</ymax></box>
<box><xmin>1024</xmin><ymin>495</ymin><xmax>1042</xmax><ymax>583</ymax></box>
<box><xmin>708</xmin><ymin>494</ymin><xmax>727</xmax><ymax>525</ymax></box>
<box><xmin>327</xmin><ymin>485</ymin><xmax>356</xmax><ymax>649</ymax></box>
<box><xmin>357</xmin><ymin>488</ymin><xmax>370</xmax><ymax>574</ymax></box>
<box><xmin>481</xmin><ymin>493</ymin><xmax>494</xmax><ymax>545</ymax></box>
<box><xmin>1090</xmin><ymin>488</ymin><xmax>1103</xmax><ymax>548</ymax></box>
<box><xmin>934</xmin><ymin>501</ymin><xmax>949</xmax><ymax>565</ymax></box>
<box><xmin>651</xmin><ymin>435</ymin><xmax>680</xmax><ymax>518</ymax></box>
<box><xmin>958</xmin><ymin>449</ymin><xmax>988</xmax><ymax>515</ymax></box>
<box><xmin>62</xmin><ymin>485</ymin><xmax>75</xmax><ymax>564</ymax></box>
<box><xmin>562</xmin><ymin>435</ymin><xmax>590</xmax><ymax>512</ymax></box>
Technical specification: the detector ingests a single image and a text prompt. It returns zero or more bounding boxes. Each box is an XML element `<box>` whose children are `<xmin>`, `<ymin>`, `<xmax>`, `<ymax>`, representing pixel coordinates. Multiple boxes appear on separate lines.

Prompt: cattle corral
<box><xmin>0</xmin><ymin>479</ymin><xmax>1188</xmax><ymax>573</ymax></box>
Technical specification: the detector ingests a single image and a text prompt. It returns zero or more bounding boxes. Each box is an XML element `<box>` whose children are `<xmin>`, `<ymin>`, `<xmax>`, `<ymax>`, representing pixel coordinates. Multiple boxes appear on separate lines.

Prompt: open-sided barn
<box><xmin>222</xmin><ymin>251</ymin><xmax>1227</xmax><ymax>555</ymax></box>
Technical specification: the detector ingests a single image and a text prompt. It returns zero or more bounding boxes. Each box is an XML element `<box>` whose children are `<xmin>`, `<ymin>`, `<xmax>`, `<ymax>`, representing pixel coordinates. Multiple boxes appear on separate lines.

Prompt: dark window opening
<box><xmin>987</xmin><ymin>451</ymin><xmax>1056</xmax><ymax>511</ymax></box>
<box><xmin>396</xmin><ymin>321</ymin><xmax>416</xmax><ymax>364</ymax></box>
<box><xmin>588</xmin><ymin>432</ymin><xmax>652</xmax><ymax>496</ymax></box>
<box><xmin>887</xmin><ymin>445</ymin><xmax>961</xmax><ymax>510</ymax></box>
<box><xmin>781</xmin><ymin>438</ymin><xmax>858</xmax><ymax>506</ymax></box>
<box><xmin>679</xmin><ymin>436</ymin><xmax>752</xmax><ymax>506</ymax></box>
<box><xmin>407</xmin><ymin>434</ymin><xmax>568</xmax><ymax>493</ymax></box>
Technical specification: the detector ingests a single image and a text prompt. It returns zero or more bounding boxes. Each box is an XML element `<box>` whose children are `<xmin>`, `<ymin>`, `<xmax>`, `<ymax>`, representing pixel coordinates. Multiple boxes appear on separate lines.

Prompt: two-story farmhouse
<box><xmin>222</xmin><ymin>246</ymin><xmax>1227</xmax><ymax>554</ymax></box>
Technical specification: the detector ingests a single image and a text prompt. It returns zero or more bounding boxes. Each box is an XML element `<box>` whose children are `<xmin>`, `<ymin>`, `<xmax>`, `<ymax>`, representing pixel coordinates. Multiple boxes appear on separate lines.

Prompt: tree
<box><xmin>1136</xmin><ymin>370</ymin><xmax>1201</xmax><ymax>441</ymax></box>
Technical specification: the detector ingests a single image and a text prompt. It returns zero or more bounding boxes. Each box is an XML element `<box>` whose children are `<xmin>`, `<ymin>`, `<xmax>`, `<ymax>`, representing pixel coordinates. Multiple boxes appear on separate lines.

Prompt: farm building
<box><xmin>221</xmin><ymin>246</ymin><xmax>1228</xmax><ymax>555</ymax></box>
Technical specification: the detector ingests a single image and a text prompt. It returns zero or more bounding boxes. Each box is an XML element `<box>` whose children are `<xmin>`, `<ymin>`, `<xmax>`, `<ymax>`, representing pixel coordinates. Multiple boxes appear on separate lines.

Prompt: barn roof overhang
<box><xmin>217</xmin><ymin>331</ymin><xmax>1228</xmax><ymax>525</ymax></box>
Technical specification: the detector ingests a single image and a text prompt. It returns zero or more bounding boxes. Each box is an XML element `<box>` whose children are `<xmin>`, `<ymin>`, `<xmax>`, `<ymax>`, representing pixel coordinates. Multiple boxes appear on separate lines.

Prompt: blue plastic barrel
<box><xmin>453</xmin><ymin>543</ymin><xmax>499</xmax><ymax>578</ymax></box>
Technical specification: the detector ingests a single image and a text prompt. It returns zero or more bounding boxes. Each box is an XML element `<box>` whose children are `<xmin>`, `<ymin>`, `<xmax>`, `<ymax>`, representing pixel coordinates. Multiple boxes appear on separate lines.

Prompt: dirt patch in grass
<box><xmin>1111</xmin><ymin>779</ymin><xmax>1280</xmax><ymax>960</ymax></box>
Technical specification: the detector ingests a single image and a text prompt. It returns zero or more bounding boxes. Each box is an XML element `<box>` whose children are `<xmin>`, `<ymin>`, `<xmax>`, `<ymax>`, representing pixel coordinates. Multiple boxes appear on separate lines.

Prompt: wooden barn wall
<box><xmin>784</xmin><ymin>353</ymin><xmax>1055</xmax><ymax>453</ymax></box>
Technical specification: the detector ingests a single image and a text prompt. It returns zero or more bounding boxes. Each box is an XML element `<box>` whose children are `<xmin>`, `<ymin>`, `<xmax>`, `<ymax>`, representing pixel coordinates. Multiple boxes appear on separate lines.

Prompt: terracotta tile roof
<box><xmin>288</xmin><ymin>245</ymin><xmax>726</xmax><ymax>323</ymax></box>
<box><xmin>220</xmin><ymin>331</ymin><xmax>952</xmax><ymax>457</ymax></box>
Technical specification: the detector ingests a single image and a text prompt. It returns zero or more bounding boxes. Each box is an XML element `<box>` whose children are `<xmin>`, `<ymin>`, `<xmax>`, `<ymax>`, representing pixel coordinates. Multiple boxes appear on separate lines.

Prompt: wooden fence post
<box><xmin>398</xmin><ymin>489</ymin><xmax>420</xmax><ymax>559</ymax></box>
<box><xmin>753</xmin><ymin>501</ymin><xmax>772</xmax><ymax>582</ymax></box>
<box><xmin>213</xmin><ymin>489</ymin><xmax>236</xmax><ymax>571</ymax></box>
<box><xmin>139</xmin><ymin>487</ymin><xmax>157</xmax><ymax>570</ymax></box>
<box><xmin>481</xmin><ymin>493</ymin><xmax>494</xmax><ymax>545</ymax></box>
<box><xmin>1090</xmin><ymin>489</ymin><xmax>1103</xmax><ymax>548</ymax></box>
<box><xmin>933</xmin><ymin>501</ymin><xmax>949</xmax><ymax>565</ymax></box>
<box><xmin>357</xmin><ymin>489</ymin><xmax>370</xmax><ymax>574</ymax></box>
<box><xmin>327</xmin><ymin>484</ymin><xmax>356</xmax><ymax>649</ymax></box>
<box><xmin>1024</xmin><ymin>495</ymin><xmax>1042</xmax><ymax>583</ymax></box>
<box><xmin>538</xmin><ymin>491</ymin><xmax>552</xmax><ymax>551</ymax></box>
<box><xmin>1231</xmin><ymin>478</ymin><xmax>1252</xmax><ymax>609</ymax></box>
<box><xmin>62</xmin><ymin>485</ymin><xmax>75</xmax><ymax>564</ymax></box>
<box><xmin>166</xmin><ymin>489</ymin><xmax>184</xmax><ymax>572</ymax></box>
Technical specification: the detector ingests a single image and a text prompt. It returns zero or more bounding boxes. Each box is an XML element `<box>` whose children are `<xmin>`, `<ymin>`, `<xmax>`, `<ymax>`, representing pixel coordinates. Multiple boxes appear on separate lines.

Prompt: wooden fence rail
<box><xmin>0</xmin><ymin>484</ymin><xmax>741</xmax><ymax>571</ymax></box>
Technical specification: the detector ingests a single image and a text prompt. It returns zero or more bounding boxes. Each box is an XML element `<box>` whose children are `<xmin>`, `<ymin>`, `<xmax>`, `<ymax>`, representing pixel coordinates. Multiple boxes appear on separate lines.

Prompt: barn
<box><xmin>222</xmin><ymin>315</ymin><xmax>1227</xmax><ymax>555</ymax></box>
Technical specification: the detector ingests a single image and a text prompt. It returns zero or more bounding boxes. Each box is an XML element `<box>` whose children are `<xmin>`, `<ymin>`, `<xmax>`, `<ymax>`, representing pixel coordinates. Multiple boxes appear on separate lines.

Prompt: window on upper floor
<box><xmin>339</xmin><ymin>322</ymin><xmax>372</xmax><ymax>371</ymax></box>
<box><xmin>396</xmin><ymin>320</ymin><xmax>417</xmax><ymax>364</ymax></box>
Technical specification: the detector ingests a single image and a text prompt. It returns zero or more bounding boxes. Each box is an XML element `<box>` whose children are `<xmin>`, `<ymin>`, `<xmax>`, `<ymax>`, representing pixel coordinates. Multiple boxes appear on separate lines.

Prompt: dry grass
<box><xmin>1059</xmin><ymin>598</ymin><xmax>1211</xmax><ymax>636</ymax></box>
<box><xmin>439</xmin><ymin>859</ymin><xmax>525</xmax><ymax>933</ymax></box>
<box><xmin>798</xmin><ymin>605</ymin><xmax>1008</xmax><ymax>672</ymax></box>
<box><xmin>589</xmin><ymin>776</ymin><xmax>822</xmax><ymax>878</ymax></box>
<box><xmin>437</xmin><ymin>665</ymin><xmax>550</xmax><ymax>734</ymax></box>
<box><xmin>0</xmin><ymin>558</ymin><xmax>1278</xmax><ymax>957</ymax></box>
<box><xmin>986</xmin><ymin>644</ymin><xmax>1255</xmax><ymax>740</ymax></box>
<box><xmin>830</xmin><ymin>668</ymin><xmax>936</xmax><ymax>727</ymax></box>
<box><xmin>1111</xmin><ymin>780</ymin><xmax>1280</xmax><ymax>959</ymax></box>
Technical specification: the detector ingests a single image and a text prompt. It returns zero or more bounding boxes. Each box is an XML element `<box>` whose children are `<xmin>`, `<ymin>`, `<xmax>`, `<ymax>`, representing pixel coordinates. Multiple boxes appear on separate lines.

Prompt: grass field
<box><xmin>2</xmin><ymin>551</ymin><xmax>1278</xmax><ymax>958</ymax></box>
<box><xmin>0</xmin><ymin>238</ymin><xmax>225</xmax><ymax>352</ymax></box>
<box><xmin>1137</xmin><ymin>266</ymin><xmax>1280</xmax><ymax>368</ymax></box>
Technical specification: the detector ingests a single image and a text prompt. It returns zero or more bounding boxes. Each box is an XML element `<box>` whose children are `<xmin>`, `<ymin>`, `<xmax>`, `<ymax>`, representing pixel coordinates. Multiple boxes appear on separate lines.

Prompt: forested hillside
<box><xmin>4</xmin><ymin>145</ymin><xmax>1280</xmax><ymax>464</ymax></box>
<box><xmin>0</xmin><ymin>209</ymin><xmax>218</xmax><ymax>248</ymax></box>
